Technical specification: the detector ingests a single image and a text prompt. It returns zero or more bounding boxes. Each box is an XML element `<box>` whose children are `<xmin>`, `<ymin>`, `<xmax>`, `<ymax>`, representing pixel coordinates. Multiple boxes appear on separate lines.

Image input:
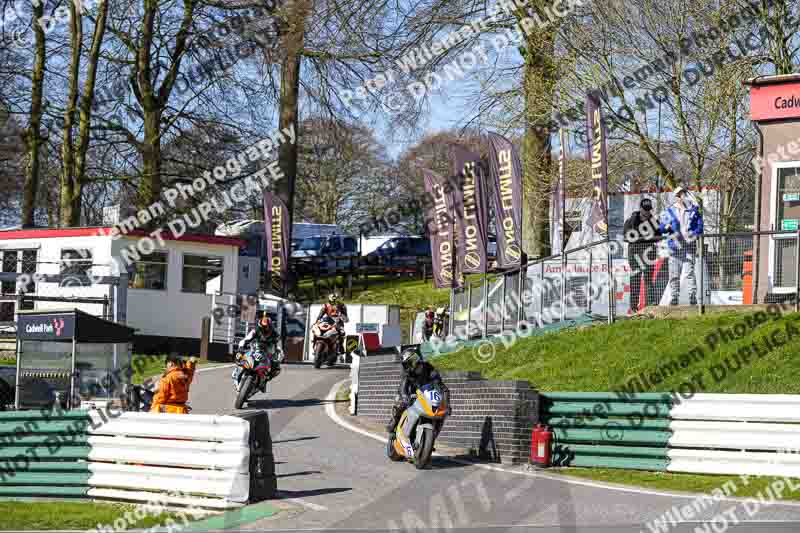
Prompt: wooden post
<box><xmin>200</xmin><ymin>316</ymin><xmax>211</xmax><ymax>361</ymax></box>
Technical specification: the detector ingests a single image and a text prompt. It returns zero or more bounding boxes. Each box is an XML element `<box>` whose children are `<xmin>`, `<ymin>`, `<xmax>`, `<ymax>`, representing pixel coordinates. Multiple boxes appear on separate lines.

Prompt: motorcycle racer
<box><xmin>316</xmin><ymin>293</ymin><xmax>348</xmax><ymax>354</ymax></box>
<box><xmin>386</xmin><ymin>347</ymin><xmax>450</xmax><ymax>438</ymax></box>
<box><xmin>233</xmin><ymin>315</ymin><xmax>282</xmax><ymax>387</ymax></box>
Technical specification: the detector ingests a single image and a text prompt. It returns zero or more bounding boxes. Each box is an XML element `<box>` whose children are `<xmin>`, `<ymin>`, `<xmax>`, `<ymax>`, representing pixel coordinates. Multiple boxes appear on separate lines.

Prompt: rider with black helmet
<box><xmin>386</xmin><ymin>346</ymin><xmax>450</xmax><ymax>436</ymax></box>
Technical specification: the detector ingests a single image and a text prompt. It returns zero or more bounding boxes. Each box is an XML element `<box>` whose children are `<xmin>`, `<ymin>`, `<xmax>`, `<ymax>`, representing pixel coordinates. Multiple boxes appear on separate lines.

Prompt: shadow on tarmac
<box><xmin>276</xmin><ymin>470</ymin><xmax>323</xmax><ymax>479</ymax></box>
<box><xmin>276</xmin><ymin>487</ymin><xmax>352</xmax><ymax>498</ymax></box>
<box><xmin>248</xmin><ymin>397</ymin><xmax>346</xmax><ymax>409</ymax></box>
<box><xmin>273</xmin><ymin>435</ymin><xmax>320</xmax><ymax>444</ymax></box>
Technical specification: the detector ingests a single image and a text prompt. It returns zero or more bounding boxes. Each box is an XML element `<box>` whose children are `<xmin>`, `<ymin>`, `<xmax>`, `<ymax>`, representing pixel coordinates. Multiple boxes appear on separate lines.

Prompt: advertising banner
<box><xmin>487</xmin><ymin>132</ymin><xmax>523</xmax><ymax>268</ymax></box>
<box><xmin>586</xmin><ymin>93</ymin><xmax>609</xmax><ymax>236</ymax></box>
<box><xmin>451</xmin><ymin>145</ymin><xmax>490</xmax><ymax>274</ymax></box>
<box><xmin>422</xmin><ymin>168</ymin><xmax>462</xmax><ymax>289</ymax></box>
<box><xmin>263</xmin><ymin>190</ymin><xmax>290</xmax><ymax>292</ymax></box>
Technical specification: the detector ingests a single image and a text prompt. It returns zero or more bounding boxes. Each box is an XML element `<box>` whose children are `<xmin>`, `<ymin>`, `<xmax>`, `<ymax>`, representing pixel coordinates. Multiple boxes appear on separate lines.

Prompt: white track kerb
<box><xmin>324</xmin><ymin>378</ymin><xmax>800</xmax><ymax>509</ymax></box>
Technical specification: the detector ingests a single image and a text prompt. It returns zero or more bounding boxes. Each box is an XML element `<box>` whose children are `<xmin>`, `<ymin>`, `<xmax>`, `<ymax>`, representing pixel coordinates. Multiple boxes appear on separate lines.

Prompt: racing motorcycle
<box><xmin>387</xmin><ymin>382</ymin><xmax>449</xmax><ymax>469</ymax></box>
<box><xmin>312</xmin><ymin>315</ymin><xmax>340</xmax><ymax>368</ymax></box>
<box><xmin>233</xmin><ymin>342</ymin><xmax>279</xmax><ymax>409</ymax></box>
<box><xmin>432</xmin><ymin>306</ymin><xmax>448</xmax><ymax>338</ymax></box>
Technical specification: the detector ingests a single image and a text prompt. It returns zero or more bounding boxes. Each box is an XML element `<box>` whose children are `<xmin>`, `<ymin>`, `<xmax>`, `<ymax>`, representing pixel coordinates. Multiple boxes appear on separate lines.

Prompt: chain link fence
<box><xmin>445</xmin><ymin>230</ymin><xmax>800</xmax><ymax>341</ymax></box>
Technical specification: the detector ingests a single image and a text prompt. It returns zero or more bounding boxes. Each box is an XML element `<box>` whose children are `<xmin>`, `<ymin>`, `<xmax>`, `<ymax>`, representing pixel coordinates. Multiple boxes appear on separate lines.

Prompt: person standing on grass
<box><xmin>624</xmin><ymin>198</ymin><xmax>663</xmax><ymax>313</ymax></box>
<box><xmin>659</xmin><ymin>186</ymin><xmax>704</xmax><ymax>306</ymax></box>
<box><xmin>150</xmin><ymin>355</ymin><xmax>197</xmax><ymax>414</ymax></box>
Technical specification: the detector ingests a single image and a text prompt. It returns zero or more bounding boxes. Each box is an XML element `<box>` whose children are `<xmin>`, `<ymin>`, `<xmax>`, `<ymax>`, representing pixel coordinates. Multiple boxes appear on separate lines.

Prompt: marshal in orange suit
<box><xmin>150</xmin><ymin>355</ymin><xmax>197</xmax><ymax>414</ymax></box>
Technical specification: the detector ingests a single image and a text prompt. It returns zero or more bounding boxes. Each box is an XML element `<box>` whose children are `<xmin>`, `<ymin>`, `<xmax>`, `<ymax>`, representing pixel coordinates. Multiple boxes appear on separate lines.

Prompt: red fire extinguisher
<box><xmin>530</xmin><ymin>424</ymin><xmax>552</xmax><ymax>468</ymax></box>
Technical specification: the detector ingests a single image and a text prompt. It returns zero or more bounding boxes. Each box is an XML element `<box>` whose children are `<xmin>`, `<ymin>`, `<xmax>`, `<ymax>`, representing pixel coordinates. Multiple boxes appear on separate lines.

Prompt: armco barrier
<box><xmin>0</xmin><ymin>409</ymin><xmax>275</xmax><ymax>508</ymax></box>
<box><xmin>542</xmin><ymin>392</ymin><xmax>800</xmax><ymax>477</ymax></box>
<box><xmin>356</xmin><ymin>355</ymin><xmax>538</xmax><ymax>463</ymax></box>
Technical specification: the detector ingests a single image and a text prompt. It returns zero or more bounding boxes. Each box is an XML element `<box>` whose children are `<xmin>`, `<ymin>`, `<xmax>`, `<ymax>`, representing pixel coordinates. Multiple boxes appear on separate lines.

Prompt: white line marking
<box><xmin>325</xmin><ymin>379</ymin><xmax>800</xmax><ymax>509</ymax></box>
<box><xmin>196</xmin><ymin>363</ymin><xmax>234</xmax><ymax>373</ymax></box>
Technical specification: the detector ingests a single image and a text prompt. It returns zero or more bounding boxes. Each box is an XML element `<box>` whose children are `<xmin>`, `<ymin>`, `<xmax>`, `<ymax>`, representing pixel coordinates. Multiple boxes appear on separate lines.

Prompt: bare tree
<box><xmin>60</xmin><ymin>0</ymin><xmax>109</xmax><ymax>226</ymax></box>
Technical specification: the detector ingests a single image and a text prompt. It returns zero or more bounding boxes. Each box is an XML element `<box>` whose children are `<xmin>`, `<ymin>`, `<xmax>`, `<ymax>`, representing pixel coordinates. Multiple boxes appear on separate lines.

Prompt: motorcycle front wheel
<box><xmin>313</xmin><ymin>341</ymin><xmax>325</xmax><ymax>368</ymax></box>
<box><xmin>234</xmin><ymin>375</ymin><xmax>253</xmax><ymax>409</ymax></box>
<box><xmin>387</xmin><ymin>435</ymin><xmax>403</xmax><ymax>462</ymax></box>
<box><xmin>414</xmin><ymin>427</ymin><xmax>434</xmax><ymax>470</ymax></box>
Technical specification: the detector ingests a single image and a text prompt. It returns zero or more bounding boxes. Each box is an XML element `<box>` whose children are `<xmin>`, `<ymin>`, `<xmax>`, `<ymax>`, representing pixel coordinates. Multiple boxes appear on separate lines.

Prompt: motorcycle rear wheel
<box><xmin>234</xmin><ymin>375</ymin><xmax>253</xmax><ymax>409</ymax></box>
<box><xmin>414</xmin><ymin>427</ymin><xmax>434</xmax><ymax>469</ymax></box>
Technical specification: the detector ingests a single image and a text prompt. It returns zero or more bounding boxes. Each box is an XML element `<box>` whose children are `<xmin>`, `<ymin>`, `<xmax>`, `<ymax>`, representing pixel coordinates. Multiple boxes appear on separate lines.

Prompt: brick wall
<box><xmin>356</xmin><ymin>355</ymin><xmax>539</xmax><ymax>464</ymax></box>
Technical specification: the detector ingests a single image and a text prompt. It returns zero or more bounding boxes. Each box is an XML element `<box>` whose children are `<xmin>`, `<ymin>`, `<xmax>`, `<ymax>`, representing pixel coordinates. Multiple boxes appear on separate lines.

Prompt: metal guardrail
<box><xmin>541</xmin><ymin>392</ymin><xmax>800</xmax><ymax>476</ymax></box>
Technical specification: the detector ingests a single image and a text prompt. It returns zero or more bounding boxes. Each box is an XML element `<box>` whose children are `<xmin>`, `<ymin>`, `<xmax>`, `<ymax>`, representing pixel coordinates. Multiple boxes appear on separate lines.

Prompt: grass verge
<box><xmin>555</xmin><ymin>468</ymin><xmax>800</xmax><ymax>502</ymax></box>
<box><xmin>0</xmin><ymin>501</ymin><xmax>177</xmax><ymax>531</ymax></box>
<box><xmin>435</xmin><ymin>308</ymin><xmax>800</xmax><ymax>393</ymax></box>
<box><xmin>434</xmin><ymin>307</ymin><xmax>800</xmax><ymax>496</ymax></box>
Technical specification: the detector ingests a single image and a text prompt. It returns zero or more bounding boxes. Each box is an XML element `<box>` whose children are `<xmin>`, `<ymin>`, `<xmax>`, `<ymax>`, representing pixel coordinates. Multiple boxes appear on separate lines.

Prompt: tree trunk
<box><xmin>132</xmin><ymin>0</ymin><xmax>193</xmax><ymax>214</ymax></box>
<box><xmin>60</xmin><ymin>0</ymin><xmax>82</xmax><ymax>226</ymax></box>
<box><xmin>520</xmin><ymin>14</ymin><xmax>556</xmax><ymax>258</ymax></box>
<box><xmin>139</xmin><ymin>111</ymin><xmax>163</xmax><ymax>209</ymax></box>
<box><xmin>21</xmin><ymin>1</ymin><xmax>46</xmax><ymax>227</ymax></box>
<box><xmin>275</xmin><ymin>0</ymin><xmax>311</xmax><ymax>230</ymax></box>
<box><xmin>60</xmin><ymin>0</ymin><xmax>108</xmax><ymax>226</ymax></box>
<box><xmin>277</xmin><ymin>54</ymin><xmax>301</xmax><ymax>228</ymax></box>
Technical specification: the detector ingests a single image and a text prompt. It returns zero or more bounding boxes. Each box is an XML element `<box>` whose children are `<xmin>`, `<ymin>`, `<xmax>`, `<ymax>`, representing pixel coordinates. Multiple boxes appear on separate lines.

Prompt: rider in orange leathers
<box><xmin>150</xmin><ymin>355</ymin><xmax>197</xmax><ymax>414</ymax></box>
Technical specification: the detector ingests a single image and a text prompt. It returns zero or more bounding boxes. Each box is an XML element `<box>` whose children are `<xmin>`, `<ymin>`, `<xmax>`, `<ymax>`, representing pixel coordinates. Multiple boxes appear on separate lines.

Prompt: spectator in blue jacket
<box><xmin>659</xmin><ymin>186</ymin><xmax>704</xmax><ymax>306</ymax></box>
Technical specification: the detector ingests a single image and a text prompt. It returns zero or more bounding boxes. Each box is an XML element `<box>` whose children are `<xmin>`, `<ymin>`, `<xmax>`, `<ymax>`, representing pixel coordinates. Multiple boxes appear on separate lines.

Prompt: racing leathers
<box><xmin>386</xmin><ymin>361</ymin><xmax>450</xmax><ymax>435</ymax></box>
<box><xmin>316</xmin><ymin>302</ymin><xmax>348</xmax><ymax>353</ymax></box>
<box><xmin>232</xmin><ymin>326</ymin><xmax>283</xmax><ymax>386</ymax></box>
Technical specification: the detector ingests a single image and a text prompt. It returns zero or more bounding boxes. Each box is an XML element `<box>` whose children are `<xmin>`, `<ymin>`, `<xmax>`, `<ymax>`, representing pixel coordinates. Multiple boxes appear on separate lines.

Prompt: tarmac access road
<box><xmin>189</xmin><ymin>363</ymin><xmax>800</xmax><ymax>532</ymax></box>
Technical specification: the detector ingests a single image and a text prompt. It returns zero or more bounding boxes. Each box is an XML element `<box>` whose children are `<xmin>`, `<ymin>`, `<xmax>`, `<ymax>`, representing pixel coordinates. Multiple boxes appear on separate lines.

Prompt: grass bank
<box><xmin>555</xmin><ymin>468</ymin><xmax>800</xmax><ymax>502</ymax></box>
<box><xmin>435</xmin><ymin>308</ymin><xmax>800</xmax><ymax>393</ymax></box>
<box><xmin>434</xmin><ymin>307</ymin><xmax>800</xmax><ymax>496</ymax></box>
<box><xmin>0</xmin><ymin>501</ymin><xmax>177</xmax><ymax>530</ymax></box>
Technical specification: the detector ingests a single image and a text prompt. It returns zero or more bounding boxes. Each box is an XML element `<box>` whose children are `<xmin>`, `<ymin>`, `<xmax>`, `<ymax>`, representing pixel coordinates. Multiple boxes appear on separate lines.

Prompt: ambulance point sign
<box><xmin>750</xmin><ymin>81</ymin><xmax>800</xmax><ymax>121</ymax></box>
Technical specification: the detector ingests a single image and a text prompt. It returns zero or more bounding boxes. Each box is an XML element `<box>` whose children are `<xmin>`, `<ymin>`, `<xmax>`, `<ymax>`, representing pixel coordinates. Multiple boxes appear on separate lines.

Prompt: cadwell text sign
<box><xmin>750</xmin><ymin>82</ymin><xmax>800</xmax><ymax>121</ymax></box>
<box><xmin>18</xmin><ymin>313</ymin><xmax>76</xmax><ymax>340</ymax></box>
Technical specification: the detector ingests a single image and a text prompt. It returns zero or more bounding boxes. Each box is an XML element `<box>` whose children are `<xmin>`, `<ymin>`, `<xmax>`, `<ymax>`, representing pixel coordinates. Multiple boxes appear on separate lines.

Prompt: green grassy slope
<box><xmin>435</xmin><ymin>308</ymin><xmax>800</xmax><ymax>394</ymax></box>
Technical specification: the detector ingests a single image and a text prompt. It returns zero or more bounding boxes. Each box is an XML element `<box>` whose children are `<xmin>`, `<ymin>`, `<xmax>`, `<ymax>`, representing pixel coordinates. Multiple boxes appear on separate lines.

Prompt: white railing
<box><xmin>665</xmin><ymin>394</ymin><xmax>800</xmax><ymax>477</ymax></box>
<box><xmin>86</xmin><ymin>412</ymin><xmax>251</xmax><ymax>507</ymax></box>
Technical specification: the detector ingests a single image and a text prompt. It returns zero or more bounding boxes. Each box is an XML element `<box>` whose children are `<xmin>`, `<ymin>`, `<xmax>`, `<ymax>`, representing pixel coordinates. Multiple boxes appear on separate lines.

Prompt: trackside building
<box><xmin>0</xmin><ymin>227</ymin><xmax>246</xmax><ymax>355</ymax></box>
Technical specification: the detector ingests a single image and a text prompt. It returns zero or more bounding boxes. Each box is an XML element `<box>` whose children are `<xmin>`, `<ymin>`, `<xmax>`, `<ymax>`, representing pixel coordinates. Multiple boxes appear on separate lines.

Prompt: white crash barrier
<box><xmin>85</xmin><ymin>412</ymin><xmax>252</xmax><ymax>507</ymax></box>
<box><xmin>669</xmin><ymin>393</ymin><xmax>800</xmax><ymax>423</ymax></box>
<box><xmin>87</xmin><ymin>463</ymin><xmax>249</xmax><ymax>501</ymax></box>
<box><xmin>668</xmin><ymin>420</ymin><xmax>800</xmax><ymax>451</ymax></box>
<box><xmin>665</xmin><ymin>394</ymin><xmax>800</xmax><ymax>478</ymax></box>
<box><xmin>667</xmin><ymin>448</ymin><xmax>800</xmax><ymax>477</ymax></box>
<box><xmin>88</xmin><ymin>411</ymin><xmax>250</xmax><ymax>442</ymax></box>
<box><xmin>86</xmin><ymin>436</ymin><xmax>249</xmax><ymax>471</ymax></box>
